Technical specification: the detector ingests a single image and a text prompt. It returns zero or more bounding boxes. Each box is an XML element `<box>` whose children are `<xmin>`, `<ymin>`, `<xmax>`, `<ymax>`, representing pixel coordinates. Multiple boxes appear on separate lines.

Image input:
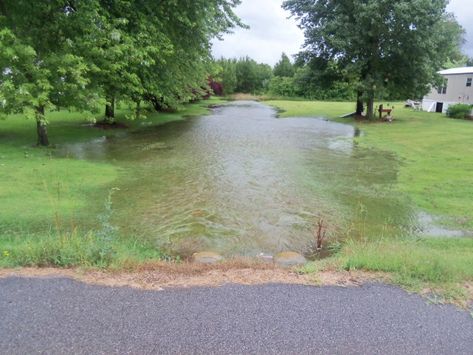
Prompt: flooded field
<box><xmin>58</xmin><ymin>101</ymin><xmax>419</xmax><ymax>256</ymax></box>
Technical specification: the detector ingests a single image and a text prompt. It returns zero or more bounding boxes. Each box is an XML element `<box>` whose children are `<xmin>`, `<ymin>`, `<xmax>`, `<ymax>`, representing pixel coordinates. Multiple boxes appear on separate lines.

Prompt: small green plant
<box><xmin>95</xmin><ymin>187</ymin><xmax>121</xmax><ymax>262</ymax></box>
<box><xmin>0</xmin><ymin>231</ymin><xmax>166</xmax><ymax>269</ymax></box>
<box><xmin>446</xmin><ymin>103</ymin><xmax>473</xmax><ymax>119</ymax></box>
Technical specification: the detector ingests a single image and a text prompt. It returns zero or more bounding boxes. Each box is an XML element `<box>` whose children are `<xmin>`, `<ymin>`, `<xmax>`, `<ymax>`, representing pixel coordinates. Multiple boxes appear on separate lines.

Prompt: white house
<box><xmin>422</xmin><ymin>67</ymin><xmax>473</xmax><ymax>113</ymax></box>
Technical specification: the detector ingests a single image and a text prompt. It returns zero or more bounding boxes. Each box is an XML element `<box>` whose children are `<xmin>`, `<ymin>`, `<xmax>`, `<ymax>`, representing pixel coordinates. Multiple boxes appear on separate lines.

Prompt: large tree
<box><xmin>0</xmin><ymin>0</ymin><xmax>243</xmax><ymax>143</ymax></box>
<box><xmin>75</xmin><ymin>0</ymin><xmax>244</xmax><ymax>120</ymax></box>
<box><xmin>138</xmin><ymin>0</ymin><xmax>245</xmax><ymax>111</ymax></box>
<box><xmin>0</xmin><ymin>1</ymin><xmax>99</xmax><ymax>145</ymax></box>
<box><xmin>283</xmin><ymin>0</ymin><xmax>464</xmax><ymax>119</ymax></box>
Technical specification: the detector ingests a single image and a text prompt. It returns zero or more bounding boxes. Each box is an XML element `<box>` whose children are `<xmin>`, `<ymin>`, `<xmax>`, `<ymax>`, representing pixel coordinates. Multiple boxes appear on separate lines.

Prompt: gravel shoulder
<box><xmin>1</xmin><ymin>276</ymin><xmax>472</xmax><ymax>354</ymax></box>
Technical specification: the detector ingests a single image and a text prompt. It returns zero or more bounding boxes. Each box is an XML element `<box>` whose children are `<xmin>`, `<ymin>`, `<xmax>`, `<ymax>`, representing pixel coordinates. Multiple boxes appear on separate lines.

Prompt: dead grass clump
<box><xmin>122</xmin><ymin>257</ymin><xmax>277</xmax><ymax>275</ymax></box>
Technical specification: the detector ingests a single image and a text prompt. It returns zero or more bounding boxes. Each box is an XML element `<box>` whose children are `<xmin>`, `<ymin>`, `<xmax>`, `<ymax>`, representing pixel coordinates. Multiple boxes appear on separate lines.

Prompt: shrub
<box><xmin>446</xmin><ymin>103</ymin><xmax>472</xmax><ymax>119</ymax></box>
<box><xmin>268</xmin><ymin>76</ymin><xmax>296</xmax><ymax>97</ymax></box>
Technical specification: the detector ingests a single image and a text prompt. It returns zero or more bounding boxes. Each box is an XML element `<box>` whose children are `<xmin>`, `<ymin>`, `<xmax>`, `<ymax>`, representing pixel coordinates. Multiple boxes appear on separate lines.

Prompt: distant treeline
<box><xmin>214</xmin><ymin>50</ymin><xmax>473</xmax><ymax>102</ymax></box>
<box><xmin>214</xmin><ymin>53</ymin><xmax>358</xmax><ymax>100</ymax></box>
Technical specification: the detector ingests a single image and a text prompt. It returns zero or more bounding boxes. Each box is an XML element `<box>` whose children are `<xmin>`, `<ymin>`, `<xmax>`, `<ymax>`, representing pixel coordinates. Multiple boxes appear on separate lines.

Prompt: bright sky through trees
<box><xmin>212</xmin><ymin>0</ymin><xmax>473</xmax><ymax>65</ymax></box>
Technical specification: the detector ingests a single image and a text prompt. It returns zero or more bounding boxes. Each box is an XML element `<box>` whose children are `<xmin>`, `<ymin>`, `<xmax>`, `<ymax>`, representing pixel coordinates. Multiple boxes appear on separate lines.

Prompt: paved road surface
<box><xmin>0</xmin><ymin>277</ymin><xmax>472</xmax><ymax>354</ymax></box>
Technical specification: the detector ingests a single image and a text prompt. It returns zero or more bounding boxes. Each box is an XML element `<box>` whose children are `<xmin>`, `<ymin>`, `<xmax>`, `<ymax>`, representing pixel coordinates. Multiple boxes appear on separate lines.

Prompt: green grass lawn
<box><xmin>268</xmin><ymin>99</ymin><xmax>473</xmax><ymax>303</ymax></box>
<box><xmin>0</xmin><ymin>98</ymin><xmax>223</xmax><ymax>268</ymax></box>
<box><xmin>267</xmin><ymin>100</ymin><xmax>473</xmax><ymax>228</ymax></box>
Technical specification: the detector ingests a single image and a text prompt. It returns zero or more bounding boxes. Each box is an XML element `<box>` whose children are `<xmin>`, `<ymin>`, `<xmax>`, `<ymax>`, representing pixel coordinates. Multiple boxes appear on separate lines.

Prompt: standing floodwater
<box><xmin>59</xmin><ymin>101</ymin><xmax>413</xmax><ymax>256</ymax></box>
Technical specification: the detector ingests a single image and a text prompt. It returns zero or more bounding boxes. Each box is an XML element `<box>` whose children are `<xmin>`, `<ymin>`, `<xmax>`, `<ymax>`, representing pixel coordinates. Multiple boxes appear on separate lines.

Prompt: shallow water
<box><xmin>59</xmin><ymin>101</ymin><xmax>417</xmax><ymax>256</ymax></box>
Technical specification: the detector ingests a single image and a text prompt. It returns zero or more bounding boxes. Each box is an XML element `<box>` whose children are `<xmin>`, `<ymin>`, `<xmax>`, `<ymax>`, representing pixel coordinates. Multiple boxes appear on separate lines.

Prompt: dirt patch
<box><xmin>228</xmin><ymin>93</ymin><xmax>262</xmax><ymax>101</ymax></box>
<box><xmin>420</xmin><ymin>282</ymin><xmax>473</xmax><ymax>308</ymax></box>
<box><xmin>0</xmin><ymin>260</ymin><xmax>382</xmax><ymax>291</ymax></box>
<box><xmin>465</xmin><ymin>282</ymin><xmax>473</xmax><ymax>300</ymax></box>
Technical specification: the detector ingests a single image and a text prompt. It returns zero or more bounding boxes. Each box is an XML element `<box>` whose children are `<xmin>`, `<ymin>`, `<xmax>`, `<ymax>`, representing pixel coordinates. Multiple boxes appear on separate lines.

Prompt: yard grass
<box><xmin>0</xmin><ymin>232</ymin><xmax>166</xmax><ymax>269</ymax></box>
<box><xmin>268</xmin><ymin>99</ymin><xmax>473</xmax><ymax>303</ymax></box>
<box><xmin>299</xmin><ymin>237</ymin><xmax>473</xmax><ymax>305</ymax></box>
<box><xmin>0</xmin><ymin>98</ymin><xmax>223</xmax><ymax>268</ymax></box>
<box><xmin>267</xmin><ymin>100</ymin><xmax>473</xmax><ymax>228</ymax></box>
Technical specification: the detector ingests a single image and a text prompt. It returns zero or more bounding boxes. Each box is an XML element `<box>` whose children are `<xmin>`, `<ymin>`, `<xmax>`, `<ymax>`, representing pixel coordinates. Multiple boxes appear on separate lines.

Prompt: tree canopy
<box><xmin>283</xmin><ymin>0</ymin><xmax>464</xmax><ymax>119</ymax></box>
<box><xmin>214</xmin><ymin>57</ymin><xmax>272</xmax><ymax>94</ymax></box>
<box><xmin>273</xmin><ymin>53</ymin><xmax>295</xmax><ymax>77</ymax></box>
<box><xmin>0</xmin><ymin>0</ymin><xmax>243</xmax><ymax>144</ymax></box>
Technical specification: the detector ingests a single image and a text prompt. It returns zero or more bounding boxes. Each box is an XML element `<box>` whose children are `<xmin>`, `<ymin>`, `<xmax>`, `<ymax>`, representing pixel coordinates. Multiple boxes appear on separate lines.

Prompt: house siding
<box><xmin>423</xmin><ymin>73</ymin><xmax>473</xmax><ymax>113</ymax></box>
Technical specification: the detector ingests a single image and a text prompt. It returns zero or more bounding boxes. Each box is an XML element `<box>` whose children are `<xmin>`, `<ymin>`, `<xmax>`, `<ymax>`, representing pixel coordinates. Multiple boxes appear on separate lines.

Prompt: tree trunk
<box><xmin>0</xmin><ymin>0</ymin><xmax>7</xmax><ymax>16</ymax></box>
<box><xmin>356</xmin><ymin>91</ymin><xmax>364</xmax><ymax>116</ymax></box>
<box><xmin>135</xmin><ymin>100</ymin><xmax>141</xmax><ymax>119</ymax></box>
<box><xmin>105</xmin><ymin>96</ymin><xmax>115</xmax><ymax>123</ymax></box>
<box><xmin>145</xmin><ymin>94</ymin><xmax>166</xmax><ymax>112</ymax></box>
<box><xmin>366</xmin><ymin>93</ymin><xmax>375</xmax><ymax>120</ymax></box>
<box><xmin>36</xmin><ymin>105</ymin><xmax>49</xmax><ymax>146</ymax></box>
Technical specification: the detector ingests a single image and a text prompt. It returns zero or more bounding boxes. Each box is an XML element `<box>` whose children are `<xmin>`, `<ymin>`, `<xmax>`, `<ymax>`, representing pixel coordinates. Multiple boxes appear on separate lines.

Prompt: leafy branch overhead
<box><xmin>0</xmin><ymin>0</ymin><xmax>244</xmax><ymax>144</ymax></box>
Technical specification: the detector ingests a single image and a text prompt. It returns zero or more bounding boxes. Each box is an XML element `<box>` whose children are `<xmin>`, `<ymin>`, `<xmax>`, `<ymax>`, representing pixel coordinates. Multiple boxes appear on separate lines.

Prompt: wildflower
<box><xmin>3</xmin><ymin>250</ymin><xmax>9</xmax><ymax>257</ymax></box>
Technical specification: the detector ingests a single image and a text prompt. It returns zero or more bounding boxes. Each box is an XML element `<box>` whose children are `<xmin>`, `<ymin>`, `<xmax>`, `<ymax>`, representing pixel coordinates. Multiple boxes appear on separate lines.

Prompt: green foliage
<box><xmin>95</xmin><ymin>187</ymin><xmax>121</xmax><ymax>260</ymax></box>
<box><xmin>0</xmin><ymin>0</ymin><xmax>243</xmax><ymax>143</ymax></box>
<box><xmin>0</xmin><ymin>3</ymin><xmax>98</xmax><ymax>131</ymax></box>
<box><xmin>443</xmin><ymin>55</ymin><xmax>473</xmax><ymax>69</ymax></box>
<box><xmin>273</xmin><ymin>53</ymin><xmax>295</xmax><ymax>77</ymax></box>
<box><xmin>235</xmin><ymin>57</ymin><xmax>272</xmax><ymax>93</ymax></box>
<box><xmin>284</xmin><ymin>0</ymin><xmax>464</xmax><ymax>118</ymax></box>
<box><xmin>215</xmin><ymin>58</ymin><xmax>238</xmax><ymax>95</ymax></box>
<box><xmin>268</xmin><ymin>76</ymin><xmax>296</xmax><ymax>97</ymax></box>
<box><xmin>446</xmin><ymin>104</ymin><xmax>472</xmax><ymax>119</ymax></box>
<box><xmin>292</xmin><ymin>64</ymin><xmax>357</xmax><ymax>100</ymax></box>
<box><xmin>215</xmin><ymin>57</ymin><xmax>272</xmax><ymax>94</ymax></box>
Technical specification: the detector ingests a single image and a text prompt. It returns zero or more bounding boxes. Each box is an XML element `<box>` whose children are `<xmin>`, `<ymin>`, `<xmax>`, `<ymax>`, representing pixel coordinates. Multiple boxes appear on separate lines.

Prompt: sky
<box><xmin>212</xmin><ymin>0</ymin><xmax>473</xmax><ymax>66</ymax></box>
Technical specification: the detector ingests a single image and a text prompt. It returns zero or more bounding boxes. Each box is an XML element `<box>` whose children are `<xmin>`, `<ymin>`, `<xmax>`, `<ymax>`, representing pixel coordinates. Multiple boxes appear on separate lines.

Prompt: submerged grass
<box><xmin>266</xmin><ymin>100</ymin><xmax>473</xmax><ymax>228</ymax></box>
<box><xmin>269</xmin><ymin>99</ymin><xmax>473</xmax><ymax>302</ymax></box>
<box><xmin>0</xmin><ymin>98</ymin><xmax>223</xmax><ymax>268</ymax></box>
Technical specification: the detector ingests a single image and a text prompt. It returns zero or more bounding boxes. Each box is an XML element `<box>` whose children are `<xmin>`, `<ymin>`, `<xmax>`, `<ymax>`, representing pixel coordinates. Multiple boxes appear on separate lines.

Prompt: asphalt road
<box><xmin>0</xmin><ymin>277</ymin><xmax>472</xmax><ymax>354</ymax></box>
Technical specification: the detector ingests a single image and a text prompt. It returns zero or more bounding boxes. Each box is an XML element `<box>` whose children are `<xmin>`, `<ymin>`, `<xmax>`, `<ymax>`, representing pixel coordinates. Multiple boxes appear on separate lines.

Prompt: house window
<box><xmin>437</xmin><ymin>82</ymin><xmax>447</xmax><ymax>94</ymax></box>
<box><xmin>467</xmin><ymin>78</ymin><xmax>472</xmax><ymax>87</ymax></box>
<box><xmin>437</xmin><ymin>79</ymin><xmax>448</xmax><ymax>94</ymax></box>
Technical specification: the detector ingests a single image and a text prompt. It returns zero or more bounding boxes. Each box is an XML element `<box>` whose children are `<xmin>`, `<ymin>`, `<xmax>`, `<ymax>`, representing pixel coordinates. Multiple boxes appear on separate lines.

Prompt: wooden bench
<box><xmin>379</xmin><ymin>104</ymin><xmax>394</xmax><ymax>122</ymax></box>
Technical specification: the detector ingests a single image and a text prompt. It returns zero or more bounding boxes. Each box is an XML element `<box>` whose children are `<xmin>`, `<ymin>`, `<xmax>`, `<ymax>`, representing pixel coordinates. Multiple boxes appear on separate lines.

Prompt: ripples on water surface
<box><xmin>59</xmin><ymin>101</ymin><xmax>416</xmax><ymax>256</ymax></box>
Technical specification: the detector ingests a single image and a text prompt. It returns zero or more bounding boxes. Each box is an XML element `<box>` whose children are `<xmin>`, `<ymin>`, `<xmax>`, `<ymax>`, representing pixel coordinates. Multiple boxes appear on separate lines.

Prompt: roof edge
<box><xmin>438</xmin><ymin>67</ymin><xmax>473</xmax><ymax>75</ymax></box>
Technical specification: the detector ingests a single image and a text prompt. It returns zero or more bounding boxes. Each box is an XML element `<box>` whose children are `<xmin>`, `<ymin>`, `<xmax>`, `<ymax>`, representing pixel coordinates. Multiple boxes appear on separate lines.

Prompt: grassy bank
<box><xmin>0</xmin><ymin>98</ymin><xmax>223</xmax><ymax>268</ymax></box>
<box><xmin>268</xmin><ymin>99</ymin><xmax>473</xmax><ymax>302</ymax></box>
<box><xmin>298</xmin><ymin>237</ymin><xmax>473</xmax><ymax>304</ymax></box>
